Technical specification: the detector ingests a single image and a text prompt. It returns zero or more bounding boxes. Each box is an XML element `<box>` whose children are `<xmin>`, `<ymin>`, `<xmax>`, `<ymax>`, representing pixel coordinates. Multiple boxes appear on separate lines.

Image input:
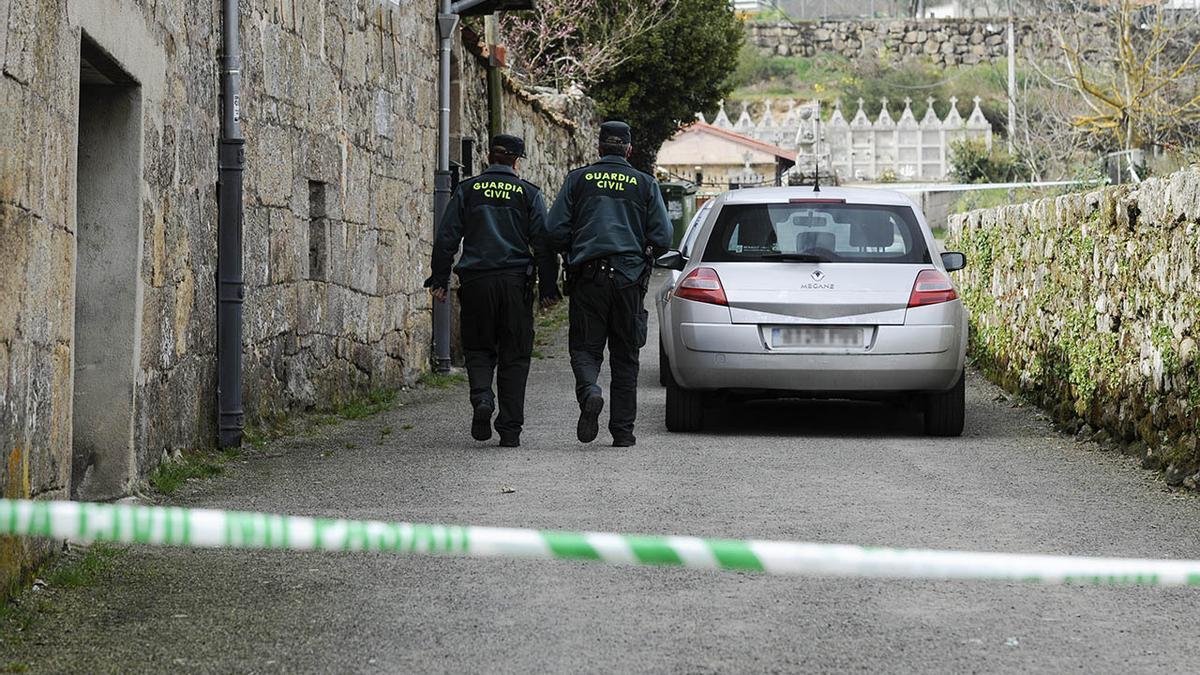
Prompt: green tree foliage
<box><xmin>841</xmin><ymin>60</ymin><xmax>1008</xmax><ymax>134</ymax></box>
<box><xmin>723</xmin><ymin>43</ymin><xmax>852</xmax><ymax>100</ymax></box>
<box><xmin>589</xmin><ymin>0</ymin><xmax>743</xmax><ymax>171</ymax></box>
<box><xmin>948</xmin><ymin>138</ymin><xmax>1024</xmax><ymax>184</ymax></box>
<box><xmin>722</xmin><ymin>49</ymin><xmax>1014</xmax><ymax>138</ymax></box>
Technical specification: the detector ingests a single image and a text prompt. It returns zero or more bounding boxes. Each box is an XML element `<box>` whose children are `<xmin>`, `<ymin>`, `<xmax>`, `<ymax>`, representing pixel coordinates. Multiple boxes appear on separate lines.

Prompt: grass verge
<box><xmin>149</xmin><ymin>448</ymin><xmax>242</xmax><ymax>496</ymax></box>
<box><xmin>536</xmin><ymin>298</ymin><xmax>570</xmax><ymax>333</ymax></box>
<box><xmin>244</xmin><ymin>387</ymin><xmax>403</xmax><ymax>447</ymax></box>
<box><xmin>418</xmin><ymin>372</ymin><xmax>466</xmax><ymax>389</ymax></box>
<box><xmin>0</xmin><ymin>544</ymin><xmax>125</xmax><ymax>642</ymax></box>
<box><xmin>335</xmin><ymin>388</ymin><xmax>397</xmax><ymax>419</ymax></box>
<box><xmin>44</xmin><ymin>545</ymin><xmax>122</xmax><ymax>590</ymax></box>
<box><xmin>533</xmin><ymin>298</ymin><xmax>571</xmax><ymax>358</ymax></box>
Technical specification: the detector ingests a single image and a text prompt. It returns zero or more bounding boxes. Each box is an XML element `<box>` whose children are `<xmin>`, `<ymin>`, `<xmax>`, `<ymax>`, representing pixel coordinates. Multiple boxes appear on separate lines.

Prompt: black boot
<box><xmin>576</xmin><ymin>394</ymin><xmax>604</xmax><ymax>443</ymax></box>
<box><xmin>471</xmin><ymin>401</ymin><xmax>495</xmax><ymax>441</ymax></box>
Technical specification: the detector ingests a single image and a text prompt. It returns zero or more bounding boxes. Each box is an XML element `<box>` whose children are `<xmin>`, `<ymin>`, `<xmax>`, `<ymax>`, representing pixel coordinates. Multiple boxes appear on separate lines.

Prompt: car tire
<box><xmin>924</xmin><ymin>371</ymin><xmax>965</xmax><ymax>437</ymax></box>
<box><xmin>658</xmin><ymin>340</ymin><xmax>669</xmax><ymax>388</ymax></box>
<box><xmin>666</xmin><ymin>381</ymin><xmax>704</xmax><ymax>432</ymax></box>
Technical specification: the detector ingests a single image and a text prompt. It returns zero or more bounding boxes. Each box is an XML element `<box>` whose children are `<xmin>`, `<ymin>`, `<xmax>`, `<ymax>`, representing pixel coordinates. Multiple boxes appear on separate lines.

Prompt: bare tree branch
<box><xmin>499</xmin><ymin>0</ymin><xmax>676</xmax><ymax>91</ymax></box>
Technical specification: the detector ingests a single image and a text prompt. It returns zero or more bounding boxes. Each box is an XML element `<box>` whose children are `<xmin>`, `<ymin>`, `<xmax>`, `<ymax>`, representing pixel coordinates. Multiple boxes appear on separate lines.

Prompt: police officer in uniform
<box><xmin>424</xmin><ymin>134</ymin><xmax>559</xmax><ymax>447</ymax></box>
<box><xmin>546</xmin><ymin>121</ymin><xmax>672</xmax><ymax>447</ymax></box>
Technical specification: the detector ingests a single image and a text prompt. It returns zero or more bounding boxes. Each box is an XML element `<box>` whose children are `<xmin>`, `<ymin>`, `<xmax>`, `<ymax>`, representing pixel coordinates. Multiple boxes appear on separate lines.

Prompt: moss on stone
<box><xmin>948</xmin><ymin>167</ymin><xmax>1200</xmax><ymax>484</ymax></box>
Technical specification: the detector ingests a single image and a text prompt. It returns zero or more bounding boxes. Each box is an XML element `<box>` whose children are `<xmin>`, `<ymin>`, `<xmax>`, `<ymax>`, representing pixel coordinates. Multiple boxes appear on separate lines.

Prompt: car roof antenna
<box><xmin>812</xmin><ymin>160</ymin><xmax>821</xmax><ymax>193</ymax></box>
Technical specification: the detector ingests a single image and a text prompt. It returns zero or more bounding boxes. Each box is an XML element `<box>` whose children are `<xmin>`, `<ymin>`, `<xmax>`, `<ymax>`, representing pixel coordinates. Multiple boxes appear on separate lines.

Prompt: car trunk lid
<box><xmin>709</xmin><ymin>262</ymin><xmax>920</xmax><ymax>326</ymax></box>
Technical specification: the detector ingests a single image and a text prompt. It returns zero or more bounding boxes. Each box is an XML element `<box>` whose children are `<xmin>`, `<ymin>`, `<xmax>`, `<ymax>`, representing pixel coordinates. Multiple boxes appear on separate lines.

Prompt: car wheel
<box><xmin>666</xmin><ymin>381</ymin><xmax>704</xmax><ymax>432</ymax></box>
<box><xmin>924</xmin><ymin>371</ymin><xmax>965</xmax><ymax>437</ymax></box>
<box><xmin>658</xmin><ymin>340</ymin><xmax>669</xmax><ymax>388</ymax></box>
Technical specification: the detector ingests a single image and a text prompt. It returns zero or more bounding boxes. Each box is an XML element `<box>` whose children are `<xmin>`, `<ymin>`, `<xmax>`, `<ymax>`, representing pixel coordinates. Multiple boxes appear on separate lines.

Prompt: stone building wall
<box><xmin>0</xmin><ymin>0</ymin><xmax>594</xmax><ymax>587</ymax></box>
<box><xmin>746</xmin><ymin>17</ymin><xmax>1082</xmax><ymax>67</ymax></box>
<box><xmin>948</xmin><ymin>168</ymin><xmax>1200</xmax><ymax>486</ymax></box>
<box><xmin>237</xmin><ymin>1</ymin><xmax>439</xmax><ymax>423</ymax></box>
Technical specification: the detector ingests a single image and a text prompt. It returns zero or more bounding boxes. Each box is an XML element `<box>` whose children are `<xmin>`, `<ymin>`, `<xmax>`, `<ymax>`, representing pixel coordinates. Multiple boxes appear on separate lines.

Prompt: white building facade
<box><xmin>699</xmin><ymin>96</ymin><xmax>993</xmax><ymax>182</ymax></box>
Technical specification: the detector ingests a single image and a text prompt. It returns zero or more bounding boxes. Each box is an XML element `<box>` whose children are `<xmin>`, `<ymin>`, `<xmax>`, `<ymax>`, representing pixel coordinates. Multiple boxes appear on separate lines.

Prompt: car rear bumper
<box><xmin>678</xmin><ymin>323</ymin><xmax>957</xmax><ymax>355</ymax></box>
<box><xmin>670</xmin><ymin>320</ymin><xmax>965</xmax><ymax>392</ymax></box>
<box><xmin>672</xmin><ymin>348</ymin><xmax>962</xmax><ymax>392</ymax></box>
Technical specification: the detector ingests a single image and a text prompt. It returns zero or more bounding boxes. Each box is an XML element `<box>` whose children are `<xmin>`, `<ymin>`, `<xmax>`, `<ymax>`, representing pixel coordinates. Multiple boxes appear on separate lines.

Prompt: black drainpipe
<box><xmin>432</xmin><ymin>1</ymin><xmax>458</xmax><ymax>374</ymax></box>
<box><xmin>217</xmin><ymin>0</ymin><xmax>245</xmax><ymax>447</ymax></box>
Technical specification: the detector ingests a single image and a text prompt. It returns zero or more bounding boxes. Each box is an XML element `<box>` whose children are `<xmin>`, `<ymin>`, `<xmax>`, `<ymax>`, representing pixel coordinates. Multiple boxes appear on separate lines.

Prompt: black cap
<box><xmin>490</xmin><ymin>134</ymin><xmax>526</xmax><ymax>158</ymax></box>
<box><xmin>599</xmin><ymin>121</ymin><xmax>632</xmax><ymax>145</ymax></box>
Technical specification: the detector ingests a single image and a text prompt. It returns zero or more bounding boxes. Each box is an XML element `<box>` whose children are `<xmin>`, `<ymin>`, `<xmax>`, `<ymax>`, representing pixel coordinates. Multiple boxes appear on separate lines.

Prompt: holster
<box><xmin>637</xmin><ymin>267</ymin><xmax>651</xmax><ymax>296</ymax></box>
<box><xmin>566</xmin><ymin>259</ymin><xmax>604</xmax><ymax>292</ymax></box>
<box><xmin>640</xmin><ymin>245</ymin><xmax>656</xmax><ymax>295</ymax></box>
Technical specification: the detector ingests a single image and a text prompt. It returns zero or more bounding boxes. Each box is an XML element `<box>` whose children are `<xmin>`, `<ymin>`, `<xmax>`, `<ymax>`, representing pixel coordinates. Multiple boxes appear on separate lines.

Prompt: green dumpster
<box><xmin>659</xmin><ymin>181</ymin><xmax>697</xmax><ymax>249</ymax></box>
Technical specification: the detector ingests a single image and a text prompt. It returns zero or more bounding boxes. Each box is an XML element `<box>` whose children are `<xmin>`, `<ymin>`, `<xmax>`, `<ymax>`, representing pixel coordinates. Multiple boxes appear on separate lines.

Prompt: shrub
<box><xmin>949</xmin><ymin>138</ymin><xmax>1023</xmax><ymax>184</ymax></box>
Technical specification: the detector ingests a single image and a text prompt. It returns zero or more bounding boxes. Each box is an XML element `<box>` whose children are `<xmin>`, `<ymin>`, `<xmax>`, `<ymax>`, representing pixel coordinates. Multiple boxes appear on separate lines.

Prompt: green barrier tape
<box><xmin>1</xmin><ymin>499</ymin><xmax>1198</xmax><ymax>586</ymax></box>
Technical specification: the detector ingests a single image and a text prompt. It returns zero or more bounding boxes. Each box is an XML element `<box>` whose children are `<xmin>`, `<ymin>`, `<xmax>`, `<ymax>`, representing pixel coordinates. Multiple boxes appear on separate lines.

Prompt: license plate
<box><xmin>771</xmin><ymin>326</ymin><xmax>866</xmax><ymax>348</ymax></box>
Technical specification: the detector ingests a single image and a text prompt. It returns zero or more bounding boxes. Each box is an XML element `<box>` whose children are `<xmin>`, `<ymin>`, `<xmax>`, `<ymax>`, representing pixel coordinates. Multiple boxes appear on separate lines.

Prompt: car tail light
<box><xmin>908</xmin><ymin>269</ymin><xmax>958</xmax><ymax>307</ymax></box>
<box><xmin>675</xmin><ymin>267</ymin><xmax>728</xmax><ymax>306</ymax></box>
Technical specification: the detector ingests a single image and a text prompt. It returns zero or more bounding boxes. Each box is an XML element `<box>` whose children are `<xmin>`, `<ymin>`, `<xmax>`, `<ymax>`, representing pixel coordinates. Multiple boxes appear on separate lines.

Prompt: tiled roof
<box><xmin>675</xmin><ymin>122</ymin><xmax>798</xmax><ymax>161</ymax></box>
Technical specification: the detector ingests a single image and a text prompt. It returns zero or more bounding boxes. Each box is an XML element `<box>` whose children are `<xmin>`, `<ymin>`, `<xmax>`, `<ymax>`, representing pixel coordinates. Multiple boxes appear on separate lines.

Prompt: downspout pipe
<box><xmin>217</xmin><ymin>0</ymin><xmax>245</xmax><ymax>447</ymax></box>
<box><xmin>432</xmin><ymin>4</ymin><xmax>459</xmax><ymax>374</ymax></box>
<box><xmin>485</xmin><ymin>14</ymin><xmax>503</xmax><ymax>140</ymax></box>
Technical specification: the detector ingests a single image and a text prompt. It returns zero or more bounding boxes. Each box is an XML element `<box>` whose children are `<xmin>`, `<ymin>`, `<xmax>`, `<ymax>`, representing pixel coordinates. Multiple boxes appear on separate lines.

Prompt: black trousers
<box><xmin>458</xmin><ymin>272</ymin><xmax>534</xmax><ymax>436</ymax></box>
<box><xmin>568</xmin><ymin>274</ymin><xmax>649</xmax><ymax>437</ymax></box>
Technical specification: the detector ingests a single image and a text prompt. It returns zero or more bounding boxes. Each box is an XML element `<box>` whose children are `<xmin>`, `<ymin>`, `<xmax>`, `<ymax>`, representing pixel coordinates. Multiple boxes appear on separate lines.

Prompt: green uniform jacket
<box><xmin>546</xmin><ymin>156</ymin><xmax>674</xmax><ymax>283</ymax></box>
<box><xmin>426</xmin><ymin>164</ymin><xmax>559</xmax><ymax>299</ymax></box>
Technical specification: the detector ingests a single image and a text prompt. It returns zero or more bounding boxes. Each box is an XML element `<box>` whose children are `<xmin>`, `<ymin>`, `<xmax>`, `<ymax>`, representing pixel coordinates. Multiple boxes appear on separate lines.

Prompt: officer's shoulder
<box><xmin>459</xmin><ymin>173</ymin><xmax>485</xmax><ymax>189</ymax></box>
<box><xmin>519</xmin><ymin>177</ymin><xmax>542</xmax><ymax>194</ymax></box>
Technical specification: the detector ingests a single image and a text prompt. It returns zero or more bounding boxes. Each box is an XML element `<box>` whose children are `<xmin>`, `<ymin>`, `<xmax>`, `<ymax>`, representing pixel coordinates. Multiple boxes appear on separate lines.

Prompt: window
<box><xmin>701</xmin><ymin>203</ymin><xmax>931</xmax><ymax>264</ymax></box>
<box><xmin>308</xmin><ymin>181</ymin><xmax>329</xmax><ymax>281</ymax></box>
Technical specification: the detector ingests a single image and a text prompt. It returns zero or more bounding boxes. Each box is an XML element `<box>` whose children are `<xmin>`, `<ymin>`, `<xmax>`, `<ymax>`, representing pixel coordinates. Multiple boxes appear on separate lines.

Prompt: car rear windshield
<box><xmin>700</xmin><ymin>202</ymin><xmax>931</xmax><ymax>264</ymax></box>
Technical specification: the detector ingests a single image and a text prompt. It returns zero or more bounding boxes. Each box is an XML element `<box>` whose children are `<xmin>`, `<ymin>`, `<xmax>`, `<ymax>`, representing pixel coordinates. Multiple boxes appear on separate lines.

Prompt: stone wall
<box><xmin>489</xmin><ymin>81</ymin><xmax>596</xmax><ymax>192</ymax></box>
<box><xmin>237</xmin><ymin>1</ymin><xmax>439</xmax><ymax>424</ymax></box>
<box><xmin>747</xmin><ymin>18</ymin><xmax>1074</xmax><ymax>67</ymax></box>
<box><xmin>948</xmin><ymin>168</ymin><xmax>1200</xmax><ymax>485</ymax></box>
<box><xmin>0</xmin><ymin>0</ymin><xmax>594</xmax><ymax>587</ymax></box>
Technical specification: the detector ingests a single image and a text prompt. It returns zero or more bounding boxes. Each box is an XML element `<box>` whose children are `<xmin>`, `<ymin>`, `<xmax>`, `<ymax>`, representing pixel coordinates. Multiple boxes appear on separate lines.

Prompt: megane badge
<box><xmin>811</xmin><ymin>269</ymin><xmax>825</xmax><ymax>282</ymax></box>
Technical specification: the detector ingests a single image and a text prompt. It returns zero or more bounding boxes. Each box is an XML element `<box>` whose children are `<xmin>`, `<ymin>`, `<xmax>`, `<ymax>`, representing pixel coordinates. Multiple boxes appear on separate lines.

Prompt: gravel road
<box><xmin>3</xmin><ymin>299</ymin><xmax>1199</xmax><ymax>673</ymax></box>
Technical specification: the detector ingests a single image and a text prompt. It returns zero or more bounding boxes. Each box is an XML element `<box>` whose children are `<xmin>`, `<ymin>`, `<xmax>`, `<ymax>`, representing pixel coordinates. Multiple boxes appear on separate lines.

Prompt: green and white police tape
<box><xmin>1</xmin><ymin>499</ymin><xmax>1197</xmax><ymax>586</ymax></box>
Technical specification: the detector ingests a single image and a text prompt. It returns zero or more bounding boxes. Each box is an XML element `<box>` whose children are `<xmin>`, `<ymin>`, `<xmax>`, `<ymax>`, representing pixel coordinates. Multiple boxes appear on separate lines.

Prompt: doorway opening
<box><xmin>71</xmin><ymin>34</ymin><xmax>143</xmax><ymax>500</ymax></box>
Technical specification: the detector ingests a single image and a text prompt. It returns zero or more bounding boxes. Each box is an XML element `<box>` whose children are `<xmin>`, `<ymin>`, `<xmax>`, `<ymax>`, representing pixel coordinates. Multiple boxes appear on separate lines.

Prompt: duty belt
<box><xmin>579</xmin><ymin>258</ymin><xmax>617</xmax><ymax>280</ymax></box>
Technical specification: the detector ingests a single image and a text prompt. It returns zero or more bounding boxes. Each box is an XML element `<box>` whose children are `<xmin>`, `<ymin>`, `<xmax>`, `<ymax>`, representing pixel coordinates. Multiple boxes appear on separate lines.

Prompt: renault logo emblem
<box><xmin>811</xmin><ymin>269</ymin><xmax>825</xmax><ymax>282</ymax></box>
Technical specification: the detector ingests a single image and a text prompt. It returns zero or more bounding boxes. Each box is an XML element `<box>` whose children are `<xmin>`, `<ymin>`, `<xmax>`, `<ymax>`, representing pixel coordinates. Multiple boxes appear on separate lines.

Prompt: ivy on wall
<box><xmin>948</xmin><ymin>168</ymin><xmax>1200</xmax><ymax>484</ymax></box>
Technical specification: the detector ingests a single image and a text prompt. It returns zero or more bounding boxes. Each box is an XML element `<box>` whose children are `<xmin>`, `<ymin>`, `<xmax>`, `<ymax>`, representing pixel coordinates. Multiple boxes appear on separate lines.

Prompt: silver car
<box><xmin>654</xmin><ymin>186</ymin><xmax>968</xmax><ymax>436</ymax></box>
<box><xmin>656</xmin><ymin>199</ymin><xmax>714</xmax><ymax>385</ymax></box>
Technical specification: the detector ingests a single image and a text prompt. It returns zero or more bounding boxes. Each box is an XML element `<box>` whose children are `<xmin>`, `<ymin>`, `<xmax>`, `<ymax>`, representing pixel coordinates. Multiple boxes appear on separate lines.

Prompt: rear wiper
<box><xmin>760</xmin><ymin>253</ymin><xmax>827</xmax><ymax>263</ymax></box>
